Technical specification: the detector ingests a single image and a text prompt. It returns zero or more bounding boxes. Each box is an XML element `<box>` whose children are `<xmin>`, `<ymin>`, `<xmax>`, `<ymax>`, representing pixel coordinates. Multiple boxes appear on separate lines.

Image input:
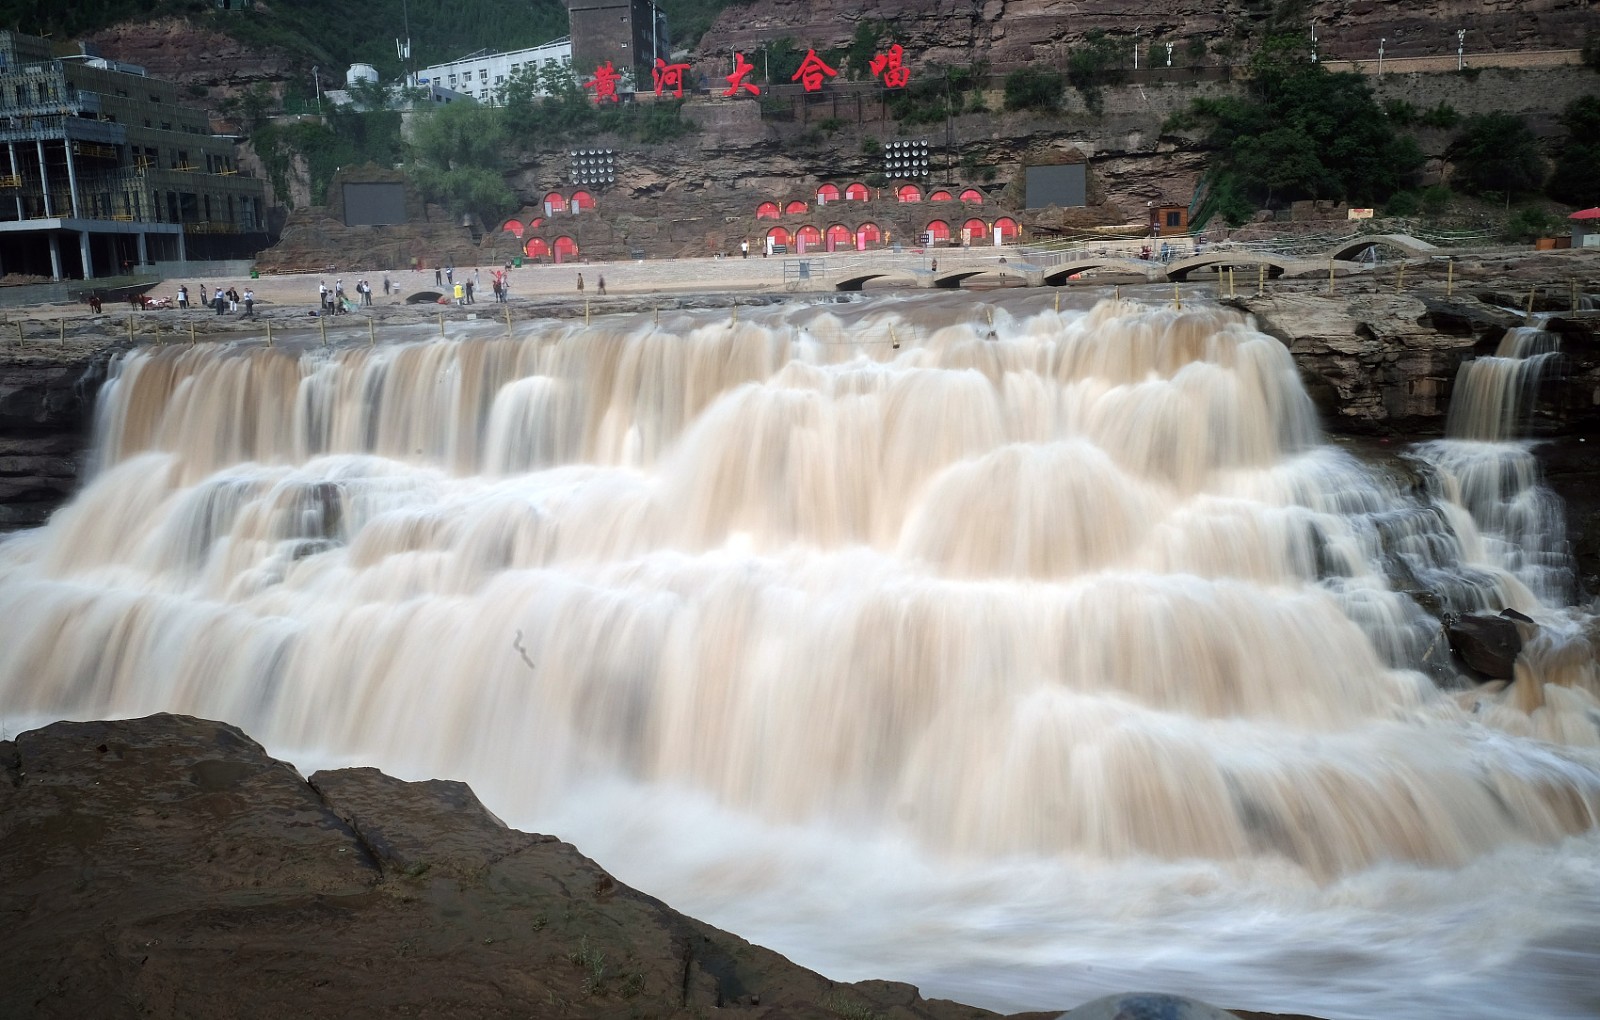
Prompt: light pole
<box><xmin>1310</xmin><ymin>21</ymin><xmax>1318</xmax><ymax>62</ymax></box>
<box><xmin>1377</xmin><ymin>38</ymin><xmax>1385</xmax><ymax>77</ymax></box>
<box><xmin>1457</xmin><ymin>29</ymin><xmax>1466</xmax><ymax>71</ymax></box>
<box><xmin>1165</xmin><ymin>42</ymin><xmax>1174</xmax><ymax>67</ymax></box>
<box><xmin>312</xmin><ymin>65</ymin><xmax>322</xmax><ymax>114</ymax></box>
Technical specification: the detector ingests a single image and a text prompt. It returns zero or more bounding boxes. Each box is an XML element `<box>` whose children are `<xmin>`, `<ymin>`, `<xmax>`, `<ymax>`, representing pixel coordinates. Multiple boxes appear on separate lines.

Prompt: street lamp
<box><xmin>1165</xmin><ymin>42</ymin><xmax>1174</xmax><ymax>67</ymax></box>
<box><xmin>312</xmin><ymin>65</ymin><xmax>322</xmax><ymax>114</ymax></box>
<box><xmin>1457</xmin><ymin>29</ymin><xmax>1466</xmax><ymax>71</ymax></box>
<box><xmin>1377</xmin><ymin>38</ymin><xmax>1385</xmax><ymax>77</ymax></box>
<box><xmin>1310</xmin><ymin>21</ymin><xmax>1318</xmax><ymax>62</ymax></box>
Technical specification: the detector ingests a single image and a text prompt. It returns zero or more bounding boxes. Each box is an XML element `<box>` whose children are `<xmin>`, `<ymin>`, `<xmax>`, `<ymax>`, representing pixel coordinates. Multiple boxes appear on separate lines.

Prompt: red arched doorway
<box><xmin>542</xmin><ymin>191</ymin><xmax>565</xmax><ymax>215</ymax></box>
<box><xmin>527</xmin><ymin>217</ymin><xmax>544</xmax><ymax>230</ymax></box>
<box><xmin>855</xmin><ymin>222</ymin><xmax>882</xmax><ymax>249</ymax></box>
<box><xmin>923</xmin><ymin>219</ymin><xmax>951</xmax><ymax>245</ymax></box>
<box><xmin>524</xmin><ymin>237</ymin><xmax>550</xmax><ymax>259</ymax></box>
<box><xmin>816</xmin><ymin>183</ymin><xmax>841</xmax><ymax>204</ymax></box>
<box><xmin>994</xmin><ymin>216</ymin><xmax>1019</xmax><ymax>243</ymax></box>
<box><xmin>552</xmin><ymin>235</ymin><xmax>579</xmax><ymax>263</ymax></box>
<box><xmin>756</xmin><ymin>201</ymin><xmax>780</xmax><ymax>220</ymax></box>
<box><xmin>958</xmin><ymin>188</ymin><xmax>985</xmax><ymax>204</ymax></box>
<box><xmin>795</xmin><ymin>224</ymin><xmax>822</xmax><ymax>253</ymax></box>
<box><xmin>897</xmin><ymin>184</ymin><xmax>922</xmax><ymax>203</ymax></box>
<box><xmin>570</xmin><ymin>190</ymin><xmax>595</xmax><ymax>212</ymax></box>
<box><xmin>928</xmin><ymin>190</ymin><xmax>953</xmax><ymax>202</ymax></box>
<box><xmin>785</xmin><ymin>200</ymin><xmax>809</xmax><ymax>216</ymax></box>
<box><xmin>844</xmin><ymin>182</ymin><xmax>870</xmax><ymax>202</ymax></box>
<box><xmin>501</xmin><ymin>218</ymin><xmax>525</xmax><ymax>237</ymax></box>
<box><xmin>825</xmin><ymin>224</ymin><xmax>851</xmax><ymax>251</ymax></box>
<box><xmin>766</xmin><ymin>226</ymin><xmax>791</xmax><ymax>253</ymax></box>
<box><xmin>961</xmin><ymin>217</ymin><xmax>988</xmax><ymax>245</ymax></box>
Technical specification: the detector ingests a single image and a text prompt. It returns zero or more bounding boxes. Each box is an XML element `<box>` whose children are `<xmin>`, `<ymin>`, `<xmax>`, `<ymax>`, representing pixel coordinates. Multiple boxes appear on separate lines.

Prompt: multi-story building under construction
<box><xmin>0</xmin><ymin>30</ymin><xmax>268</xmax><ymax>282</ymax></box>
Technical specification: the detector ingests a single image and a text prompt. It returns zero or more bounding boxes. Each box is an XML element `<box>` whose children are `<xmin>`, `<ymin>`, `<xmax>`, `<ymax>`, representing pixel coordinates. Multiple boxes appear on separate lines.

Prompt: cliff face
<box><xmin>695</xmin><ymin>0</ymin><xmax>1596</xmax><ymax>70</ymax></box>
<box><xmin>0</xmin><ymin>341</ymin><xmax>122</xmax><ymax>531</ymax></box>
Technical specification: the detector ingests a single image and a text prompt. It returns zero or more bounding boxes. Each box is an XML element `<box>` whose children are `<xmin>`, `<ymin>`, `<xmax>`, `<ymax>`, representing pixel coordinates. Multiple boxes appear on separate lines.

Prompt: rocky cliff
<box><xmin>697</xmin><ymin>0</ymin><xmax>1596</xmax><ymax>71</ymax></box>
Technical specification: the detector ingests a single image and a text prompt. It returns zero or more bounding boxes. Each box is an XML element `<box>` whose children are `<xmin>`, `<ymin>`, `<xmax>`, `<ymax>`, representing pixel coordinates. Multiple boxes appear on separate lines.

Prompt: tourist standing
<box><xmin>318</xmin><ymin>280</ymin><xmax>328</xmax><ymax>312</ymax></box>
<box><xmin>597</xmin><ymin>274</ymin><xmax>606</xmax><ymax>296</ymax></box>
<box><xmin>453</xmin><ymin>281</ymin><xmax>464</xmax><ymax>306</ymax></box>
<box><xmin>177</xmin><ymin>285</ymin><xmax>189</xmax><ymax>309</ymax></box>
<box><xmin>434</xmin><ymin>267</ymin><xmax>442</xmax><ymax>287</ymax></box>
<box><xmin>242</xmin><ymin>287</ymin><xmax>254</xmax><ymax>316</ymax></box>
<box><xmin>213</xmin><ymin>287</ymin><xmax>225</xmax><ymax>314</ymax></box>
<box><xmin>576</xmin><ymin>273</ymin><xmax>584</xmax><ymax>294</ymax></box>
<box><xmin>464</xmin><ymin>278</ymin><xmax>475</xmax><ymax>305</ymax></box>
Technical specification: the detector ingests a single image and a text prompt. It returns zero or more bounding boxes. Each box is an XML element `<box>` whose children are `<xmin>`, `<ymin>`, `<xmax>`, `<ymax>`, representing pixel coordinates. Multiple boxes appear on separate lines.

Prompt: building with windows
<box><xmin>0</xmin><ymin>31</ymin><xmax>268</xmax><ymax>281</ymax></box>
<box><xmin>414</xmin><ymin>38</ymin><xmax>573</xmax><ymax>105</ymax></box>
<box><xmin>567</xmin><ymin>0</ymin><xmax>668</xmax><ymax>83</ymax></box>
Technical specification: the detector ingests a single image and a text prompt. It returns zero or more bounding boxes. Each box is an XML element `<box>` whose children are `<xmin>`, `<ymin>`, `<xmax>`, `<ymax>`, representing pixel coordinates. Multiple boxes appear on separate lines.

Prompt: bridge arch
<box><xmin>1326</xmin><ymin>233</ymin><xmax>1439</xmax><ymax>262</ymax></box>
<box><xmin>1165</xmin><ymin>251</ymin><xmax>1292</xmax><ymax>281</ymax></box>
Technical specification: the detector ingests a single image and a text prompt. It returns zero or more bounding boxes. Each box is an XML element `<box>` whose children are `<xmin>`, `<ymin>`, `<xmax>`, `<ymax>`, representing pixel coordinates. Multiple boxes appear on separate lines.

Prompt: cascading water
<box><xmin>3</xmin><ymin>294</ymin><xmax>1600</xmax><ymax>1018</ymax></box>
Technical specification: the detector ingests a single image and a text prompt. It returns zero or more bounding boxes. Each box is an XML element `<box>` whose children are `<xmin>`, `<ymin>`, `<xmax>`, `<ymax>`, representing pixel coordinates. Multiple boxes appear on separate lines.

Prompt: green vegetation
<box><xmin>251</xmin><ymin>108</ymin><xmax>403</xmax><ymax>207</ymax></box>
<box><xmin>1446</xmin><ymin>112</ymin><xmax>1545</xmax><ymax>200</ymax></box>
<box><xmin>1501</xmin><ymin>205</ymin><xmax>1566</xmax><ymax>243</ymax></box>
<box><xmin>1547</xmin><ymin>96</ymin><xmax>1600</xmax><ymax>206</ymax></box>
<box><xmin>1066</xmin><ymin>30</ymin><xmax>1126</xmax><ymax>114</ymax></box>
<box><xmin>1003</xmin><ymin>66</ymin><xmax>1064</xmax><ymax>113</ymax></box>
<box><xmin>885</xmin><ymin>64</ymin><xmax>986</xmax><ymax>126</ymax></box>
<box><xmin>1187</xmin><ymin>34</ymin><xmax>1422</xmax><ymax>223</ymax></box>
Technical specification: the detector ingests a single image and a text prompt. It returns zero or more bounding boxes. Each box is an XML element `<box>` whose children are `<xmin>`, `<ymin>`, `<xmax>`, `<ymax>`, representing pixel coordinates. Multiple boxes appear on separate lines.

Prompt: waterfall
<box><xmin>3</xmin><ymin>295</ymin><xmax>1600</xmax><ymax>1019</ymax></box>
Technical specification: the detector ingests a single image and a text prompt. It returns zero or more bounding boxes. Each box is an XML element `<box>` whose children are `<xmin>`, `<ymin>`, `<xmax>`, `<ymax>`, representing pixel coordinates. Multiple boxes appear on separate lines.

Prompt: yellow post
<box><xmin>58</xmin><ymin>318</ymin><xmax>64</xmax><ymax>345</ymax></box>
<box><xmin>504</xmin><ymin>304</ymin><xmax>511</xmax><ymax>333</ymax></box>
<box><xmin>654</xmin><ymin>306</ymin><xmax>660</xmax><ymax>325</ymax></box>
<box><xmin>1574</xmin><ymin>279</ymin><xmax>1580</xmax><ymax>311</ymax></box>
<box><xmin>1173</xmin><ymin>284</ymin><xmax>1182</xmax><ymax>310</ymax></box>
<box><xmin>368</xmin><ymin>317</ymin><xmax>376</xmax><ymax>346</ymax></box>
<box><xmin>1446</xmin><ymin>258</ymin><xmax>1454</xmax><ymax>297</ymax></box>
<box><xmin>20</xmin><ymin>321</ymin><xmax>27</xmax><ymax>344</ymax></box>
<box><xmin>1257</xmin><ymin>264</ymin><xmax>1265</xmax><ymax>295</ymax></box>
<box><xmin>890</xmin><ymin>324</ymin><xmax>899</xmax><ymax>350</ymax></box>
<box><xmin>127</xmin><ymin>316</ymin><xmax>133</xmax><ymax>342</ymax></box>
<box><xmin>189</xmin><ymin>321</ymin><xmax>196</xmax><ymax>345</ymax></box>
<box><xmin>586</xmin><ymin>299</ymin><xmax>591</xmax><ymax>326</ymax></box>
<box><xmin>1327</xmin><ymin>258</ymin><xmax>1335</xmax><ymax>295</ymax></box>
<box><xmin>265</xmin><ymin>321</ymin><xmax>272</xmax><ymax>346</ymax></box>
<box><xmin>1396</xmin><ymin>263</ymin><xmax>1405</xmax><ymax>292</ymax></box>
<box><xmin>1228</xmin><ymin>267</ymin><xmax>1235</xmax><ymax>297</ymax></box>
<box><xmin>438</xmin><ymin>314</ymin><xmax>445</xmax><ymax>337</ymax></box>
<box><xmin>1054</xmin><ymin>290</ymin><xmax>1060</xmax><ymax>313</ymax></box>
<box><xmin>1526</xmin><ymin>287</ymin><xmax>1537</xmax><ymax>317</ymax></box>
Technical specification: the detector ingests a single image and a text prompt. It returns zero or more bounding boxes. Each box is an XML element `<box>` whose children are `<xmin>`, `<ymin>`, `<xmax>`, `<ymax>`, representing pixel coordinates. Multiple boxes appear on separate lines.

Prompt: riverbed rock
<box><xmin>0</xmin><ymin>713</ymin><xmax>1001</xmax><ymax>1020</ymax></box>
<box><xmin>1445</xmin><ymin>611</ymin><xmax>1532</xmax><ymax>680</ymax></box>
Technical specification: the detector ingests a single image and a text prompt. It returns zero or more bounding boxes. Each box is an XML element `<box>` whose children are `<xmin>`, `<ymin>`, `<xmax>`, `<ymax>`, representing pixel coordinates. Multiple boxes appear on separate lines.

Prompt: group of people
<box><xmin>174</xmin><ymin>283</ymin><xmax>254</xmax><ymax>316</ymax></box>
<box><xmin>317</xmin><ymin>278</ymin><xmax>378</xmax><ymax>314</ymax></box>
<box><xmin>575</xmin><ymin>273</ymin><xmax>606</xmax><ymax>295</ymax></box>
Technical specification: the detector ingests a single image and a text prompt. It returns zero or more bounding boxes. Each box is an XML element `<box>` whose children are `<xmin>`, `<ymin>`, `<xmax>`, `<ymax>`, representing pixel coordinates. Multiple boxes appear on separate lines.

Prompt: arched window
<box><xmin>756</xmin><ymin>201</ymin><xmax>781</xmax><ymax>220</ymax></box>
<box><xmin>542</xmin><ymin>191</ymin><xmax>565</xmax><ymax>214</ymax></box>
<box><xmin>524</xmin><ymin>237</ymin><xmax>550</xmax><ymax>258</ymax></box>
<box><xmin>844</xmin><ymin>182</ymin><xmax>870</xmax><ymax>202</ymax></box>
<box><xmin>501</xmin><ymin>218</ymin><xmax>525</xmax><ymax>237</ymax></box>
<box><xmin>766</xmin><ymin>226</ymin><xmax>792</xmax><ymax>248</ymax></box>
<box><xmin>552</xmin><ymin>235</ymin><xmax>579</xmax><ymax>263</ymax></box>
<box><xmin>923</xmin><ymin>219</ymin><xmax>951</xmax><ymax>245</ymax></box>
<box><xmin>795</xmin><ymin>224</ymin><xmax>822</xmax><ymax>252</ymax></box>
<box><xmin>825</xmin><ymin>224</ymin><xmax>852</xmax><ymax>251</ymax></box>
<box><xmin>785</xmin><ymin>200</ymin><xmax>809</xmax><ymax>215</ymax></box>
<box><xmin>571</xmin><ymin>190</ymin><xmax>595</xmax><ymax>211</ymax></box>
<box><xmin>856</xmin><ymin>222</ymin><xmax>882</xmax><ymax>247</ymax></box>
<box><xmin>994</xmin><ymin>216</ymin><xmax>1019</xmax><ymax>242</ymax></box>
<box><xmin>527</xmin><ymin>217</ymin><xmax>544</xmax><ymax>230</ymax></box>
<box><xmin>958</xmin><ymin>188</ymin><xmax>984</xmax><ymax>204</ymax></box>
<box><xmin>962</xmin><ymin>217</ymin><xmax>987</xmax><ymax>245</ymax></box>
<box><xmin>816</xmin><ymin>183</ymin><xmax>841</xmax><ymax>204</ymax></box>
<box><xmin>928</xmin><ymin>190</ymin><xmax>953</xmax><ymax>202</ymax></box>
<box><xmin>897</xmin><ymin>184</ymin><xmax>922</xmax><ymax>203</ymax></box>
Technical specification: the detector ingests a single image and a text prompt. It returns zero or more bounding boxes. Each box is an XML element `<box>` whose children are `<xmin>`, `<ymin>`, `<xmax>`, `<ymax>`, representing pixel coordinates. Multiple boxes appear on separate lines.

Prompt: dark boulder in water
<box><xmin>1446</xmin><ymin>611</ymin><xmax>1531</xmax><ymax>680</ymax></box>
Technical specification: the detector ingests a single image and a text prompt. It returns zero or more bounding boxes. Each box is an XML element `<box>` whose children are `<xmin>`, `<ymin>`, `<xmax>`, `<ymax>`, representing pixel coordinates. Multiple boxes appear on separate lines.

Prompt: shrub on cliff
<box><xmin>1189</xmin><ymin>35</ymin><xmax>1422</xmax><ymax>222</ymax></box>
<box><xmin>1546</xmin><ymin>96</ymin><xmax>1600</xmax><ymax>207</ymax></box>
<box><xmin>1446</xmin><ymin>113</ymin><xmax>1546</xmax><ymax>201</ymax></box>
<box><xmin>1004</xmin><ymin>67</ymin><xmax>1065</xmax><ymax>113</ymax></box>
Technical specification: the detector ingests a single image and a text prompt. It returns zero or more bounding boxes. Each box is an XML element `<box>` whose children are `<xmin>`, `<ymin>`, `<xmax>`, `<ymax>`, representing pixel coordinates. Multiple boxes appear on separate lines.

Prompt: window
<box><xmin>448</xmin><ymin>74</ymin><xmax>457</xmax><ymax>85</ymax></box>
<box><xmin>150</xmin><ymin>93</ymin><xmax>161</xmax><ymax>103</ymax></box>
<box><xmin>1166</xmin><ymin>211</ymin><xmax>1182</xmax><ymax>227</ymax></box>
<box><xmin>495</xmin><ymin>75</ymin><xmax>503</xmax><ymax>85</ymax></box>
<box><xmin>161</xmin><ymin>122</ymin><xmax>171</xmax><ymax>130</ymax></box>
<box><xmin>479</xmin><ymin>69</ymin><xmax>488</xmax><ymax>81</ymax></box>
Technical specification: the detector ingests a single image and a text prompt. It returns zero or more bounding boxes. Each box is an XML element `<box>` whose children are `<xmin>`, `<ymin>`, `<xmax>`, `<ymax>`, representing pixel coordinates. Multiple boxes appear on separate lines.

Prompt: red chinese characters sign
<box><xmin>585</xmin><ymin>61</ymin><xmax>621</xmax><ymax>103</ymax></box>
<box><xmin>791</xmin><ymin>49</ymin><xmax>837</xmax><ymax>92</ymax></box>
<box><xmin>652</xmin><ymin>57</ymin><xmax>691</xmax><ymax>98</ymax></box>
<box><xmin>723</xmin><ymin>52</ymin><xmax>761</xmax><ymax>97</ymax></box>
<box><xmin>870</xmin><ymin>44</ymin><xmax>910</xmax><ymax>88</ymax></box>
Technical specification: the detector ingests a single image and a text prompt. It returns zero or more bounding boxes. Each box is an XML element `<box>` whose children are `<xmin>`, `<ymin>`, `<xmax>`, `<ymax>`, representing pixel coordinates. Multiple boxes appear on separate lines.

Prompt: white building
<box><xmin>415</xmin><ymin>37</ymin><xmax>573</xmax><ymax>104</ymax></box>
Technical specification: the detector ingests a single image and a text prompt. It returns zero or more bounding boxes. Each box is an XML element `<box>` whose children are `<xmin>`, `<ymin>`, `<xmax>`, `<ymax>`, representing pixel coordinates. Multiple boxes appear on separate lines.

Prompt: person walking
<box><xmin>576</xmin><ymin>273</ymin><xmax>584</xmax><ymax>294</ymax></box>
<box><xmin>177</xmin><ymin>284</ymin><xmax>189</xmax><ymax>309</ymax></box>
<box><xmin>434</xmin><ymin>266</ymin><xmax>442</xmax><ymax>287</ymax></box>
<box><xmin>597</xmin><ymin>274</ymin><xmax>606</xmax><ymax>296</ymax></box>
<box><xmin>382</xmin><ymin>275</ymin><xmax>391</xmax><ymax>297</ymax></box>
<box><xmin>740</xmin><ymin>239</ymin><xmax>749</xmax><ymax>259</ymax></box>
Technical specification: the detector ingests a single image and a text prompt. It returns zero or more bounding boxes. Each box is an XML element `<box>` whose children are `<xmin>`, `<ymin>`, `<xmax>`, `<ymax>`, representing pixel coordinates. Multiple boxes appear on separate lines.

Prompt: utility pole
<box><xmin>1378</xmin><ymin>38</ymin><xmax>1385</xmax><ymax>77</ymax></box>
<box><xmin>1457</xmin><ymin>29</ymin><xmax>1466</xmax><ymax>71</ymax></box>
<box><xmin>312</xmin><ymin>65</ymin><xmax>322</xmax><ymax>114</ymax></box>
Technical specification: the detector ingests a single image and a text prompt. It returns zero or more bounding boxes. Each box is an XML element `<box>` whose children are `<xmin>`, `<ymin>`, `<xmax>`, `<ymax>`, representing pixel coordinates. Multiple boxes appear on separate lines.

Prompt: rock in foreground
<box><xmin>0</xmin><ymin>714</ymin><xmax>1000</xmax><ymax>1020</ymax></box>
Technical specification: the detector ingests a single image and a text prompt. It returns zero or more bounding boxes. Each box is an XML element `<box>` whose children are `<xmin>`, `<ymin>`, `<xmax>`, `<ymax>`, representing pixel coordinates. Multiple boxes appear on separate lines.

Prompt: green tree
<box><xmin>1187</xmin><ymin>35</ymin><xmax>1422</xmax><ymax>222</ymax></box>
<box><xmin>1547</xmin><ymin>96</ymin><xmax>1600</xmax><ymax>206</ymax></box>
<box><xmin>407</xmin><ymin>102</ymin><xmax>515</xmax><ymax>223</ymax></box>
<box><xmin>1447</xmin><ymin>113</ymin><xmax>1546</xmax><ymax>199</ymax></box>
<box><xmin>1003</xmin><ymin>66</ymin><xmax>1064</xmax><ymax>113</ymax></box>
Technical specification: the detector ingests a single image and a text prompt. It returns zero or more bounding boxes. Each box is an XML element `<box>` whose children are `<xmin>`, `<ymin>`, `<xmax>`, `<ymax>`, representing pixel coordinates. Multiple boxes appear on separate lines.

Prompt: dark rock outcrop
<box><xmin>0</xmin><ymin>713</ymin><xmax>1000</xmax><ymax>1020</ymax></box>
<box><xmin>0</xmin><ymin>340</ymin><xmax>123</xmax><ymax>531</ymax></box>
<box><xmin>1445</xmin><ymin>611</ymin><xmax>1533</xmax><ymax>680</ymax></box>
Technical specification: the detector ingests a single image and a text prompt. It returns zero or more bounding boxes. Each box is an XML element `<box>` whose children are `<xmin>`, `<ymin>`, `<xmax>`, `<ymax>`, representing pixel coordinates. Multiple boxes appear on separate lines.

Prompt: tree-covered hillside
<box><xmin>0</xmin><ymin>0</ymin><xmax>739</xmax><ymax>77</ymax></box>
